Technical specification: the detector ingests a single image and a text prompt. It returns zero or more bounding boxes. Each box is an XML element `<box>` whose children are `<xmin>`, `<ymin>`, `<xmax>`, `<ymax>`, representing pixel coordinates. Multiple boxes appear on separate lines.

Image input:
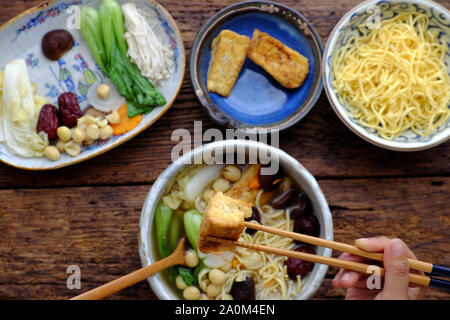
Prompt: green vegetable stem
<box><xmin>183</xmin><ymin>210</ymin><xmax>202</xmax><ymax>251</ymax></box>
<box><xmin>80</xmin><ymin>7</ymin><xmax>106</xmax><ymax>73</ymax></box>
<box><xmin>80</xmin><ymin>0</ymin><xmax>166</xmax><ymax>117</ymax></box>
<box><xmin>155</xmin><ymin>204</ymin><xmax>173</xmax><ymax>258</ymax></box>
<box><xmin>167</xmin><ymin>214</ymin><xmax>181</xmax><ymax>253</ymax></box>
<box><xmin>104</xmin><ymin>0</ymin><xmax>128</xmax><ymax>58</ymax></box>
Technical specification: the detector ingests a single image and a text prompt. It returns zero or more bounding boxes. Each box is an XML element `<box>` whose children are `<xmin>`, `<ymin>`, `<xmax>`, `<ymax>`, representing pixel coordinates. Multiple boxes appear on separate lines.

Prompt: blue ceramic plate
<box><xmin>190</xmin><ymin>1</ymin><xmax>323</xmax><ymax>131</ymax></box>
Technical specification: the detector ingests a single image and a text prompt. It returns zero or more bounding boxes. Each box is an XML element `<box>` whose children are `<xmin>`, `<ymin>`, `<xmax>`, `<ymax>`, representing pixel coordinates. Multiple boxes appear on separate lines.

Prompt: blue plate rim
<box><xmin>190</xmin><ymin>0</ymin><xmax>324</xmax><ymax>132</ymax></box>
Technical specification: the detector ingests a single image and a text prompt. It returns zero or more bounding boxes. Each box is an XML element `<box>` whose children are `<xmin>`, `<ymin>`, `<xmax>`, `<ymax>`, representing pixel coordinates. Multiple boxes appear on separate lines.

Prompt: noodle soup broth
<box><xmin>153</xmin><ymin>162</ymin><xmax>323</xmax><ymax>300</ymax></box>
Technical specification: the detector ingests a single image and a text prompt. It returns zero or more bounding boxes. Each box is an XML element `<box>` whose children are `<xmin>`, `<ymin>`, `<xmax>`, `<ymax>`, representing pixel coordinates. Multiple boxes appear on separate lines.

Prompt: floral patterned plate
<box><xmin>0</xmin><ymin>0</ymin><xmax>185</xmax><ymax>169</ymax></box>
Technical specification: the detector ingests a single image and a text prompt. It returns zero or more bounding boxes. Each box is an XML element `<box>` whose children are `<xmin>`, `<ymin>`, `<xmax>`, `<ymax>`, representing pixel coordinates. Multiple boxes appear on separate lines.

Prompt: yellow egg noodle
<box><xmin>217</xmin><ymin>189</ymin><xmax>301</xmax><ymax>300</ymax></box>
<box><xmin>332</xmin><ymin>12</ymin><xmax>450</xmax><ymax>140</ymax></box>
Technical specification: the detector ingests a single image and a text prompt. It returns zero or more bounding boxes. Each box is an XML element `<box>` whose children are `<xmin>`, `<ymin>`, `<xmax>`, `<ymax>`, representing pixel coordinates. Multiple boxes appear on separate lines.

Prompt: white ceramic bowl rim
<box><xmin>323</xmin><ymin>0</ymin><xmax>450</xmax><ymax>151</ymax></box>
<box><xmin>139</xmin><ymin>139</ymin><xmax>333</xmax><ymax>300</ymax></box>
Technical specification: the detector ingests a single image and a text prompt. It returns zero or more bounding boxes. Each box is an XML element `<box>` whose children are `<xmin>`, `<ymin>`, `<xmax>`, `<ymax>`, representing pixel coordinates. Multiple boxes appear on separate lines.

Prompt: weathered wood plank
<box><xmin>0</xmin><ymin>95</ymin><xmax>448</xmax><ymax>188</ymax></box>
<box><xmin>0</xmin><ymin>177</ymin><xmax>447</xmax><ymax>299</ymax></box>
<box><xmin>0</xmin><ymin>1</ymin><xmax>448</xmax><ymax>187</ymax></box>
<box><xmin>0</xmin><ymin>0</ymin><xmax>448</xmax><ymax>301</ymax></box>
<box><xmin>2</xmin><ymin>1</ymin><xmax>449</xmax><ymax>42</ymax></box>
<box><xmin>315</xmin><ymin>278</ymin><xmax>450</xmax><ymax>300</ymax></box>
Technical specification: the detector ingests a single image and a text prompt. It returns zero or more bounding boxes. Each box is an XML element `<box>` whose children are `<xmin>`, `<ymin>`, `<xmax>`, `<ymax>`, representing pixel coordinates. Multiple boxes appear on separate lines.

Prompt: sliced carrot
<box><xmin>249</xmin><ymin>175</ymin><xmax>260</xmax><ymax>190</ymax></box>
<box><xmin>111</xmin><ymin>104</ymin><xmax>142</xmax><ymax>136</ymax></box>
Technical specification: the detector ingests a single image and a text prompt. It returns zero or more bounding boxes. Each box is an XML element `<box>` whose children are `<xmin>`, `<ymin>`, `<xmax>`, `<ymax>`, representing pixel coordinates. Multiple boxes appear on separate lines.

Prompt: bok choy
<box><xmin>183</xmin><ymin>210</ymin><xmax>202</xmax><ymax>251</ymax></box>
<box><xmin>167</xmin><ymin>214</ymin><xmax>181</xmax><ymax>253</ymax></box>
<box><xmin>155</xmin><ymin>205</ymin><xmax>202</xmax><ymax>284</ymax></box>
<box><xmin>80</xmin><ymin>0</ymin><xmax>166</xmax><ymax>117</ymax></box>
<box><xmin>155</xmin><ymin>204</ymin><xmax>173</xmax><ymax>258</ymax></box>
<box><xmin>80</xmin><ymin>7</ymin><xmax>106</xmax><ymax>73</ymax></box>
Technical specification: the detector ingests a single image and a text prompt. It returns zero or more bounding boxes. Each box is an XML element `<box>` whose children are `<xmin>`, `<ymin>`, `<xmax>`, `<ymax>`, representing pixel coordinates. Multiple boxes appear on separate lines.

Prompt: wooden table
<box><xmin>0</xmin><ymin>0</ymin><xmax>449</xmax><ymax>300</ymax></box>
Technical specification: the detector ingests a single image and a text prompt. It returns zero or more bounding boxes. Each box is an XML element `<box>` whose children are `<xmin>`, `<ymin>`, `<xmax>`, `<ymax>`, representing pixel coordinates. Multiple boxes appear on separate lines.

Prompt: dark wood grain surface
<box><xmin>0</xmin><ymin>0</ymin><xmax>448</xmax><ymax>300</ymax></box>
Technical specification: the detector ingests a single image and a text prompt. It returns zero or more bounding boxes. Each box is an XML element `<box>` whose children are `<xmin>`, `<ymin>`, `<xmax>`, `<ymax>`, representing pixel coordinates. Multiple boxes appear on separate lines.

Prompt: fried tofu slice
<box><xmin>199</xmin><ymin>191</ymin><xmax>252</xmax><ymax>253</ymax></box>
<box><xmin>247</xmin><ymin>29</ymin><xmax>310</xmax><ymax>89</ymax></box>
<box><xmin>225</xmin><ymin>164</ymin><xmax>275</xmax><ymax>206</ymax></box>
<box><xmin>207</xmin><ymin>30</ymin><xmax>251</xmax><ymax>97</ymax></box>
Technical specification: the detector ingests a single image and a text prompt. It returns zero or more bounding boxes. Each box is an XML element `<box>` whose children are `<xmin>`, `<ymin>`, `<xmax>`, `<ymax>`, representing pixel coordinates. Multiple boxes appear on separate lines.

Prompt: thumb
<box><xmin>381</xmin><ymin>238</ymin><xmax>410</xmax><ymax>300</ymax></box>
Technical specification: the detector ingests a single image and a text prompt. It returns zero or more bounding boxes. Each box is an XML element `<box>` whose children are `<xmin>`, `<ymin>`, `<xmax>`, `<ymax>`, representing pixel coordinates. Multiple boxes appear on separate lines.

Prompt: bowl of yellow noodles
<box><xmin>323</xmin><ymin>0</ymin><xmax>450</xmax><ymax>151</ymax></box>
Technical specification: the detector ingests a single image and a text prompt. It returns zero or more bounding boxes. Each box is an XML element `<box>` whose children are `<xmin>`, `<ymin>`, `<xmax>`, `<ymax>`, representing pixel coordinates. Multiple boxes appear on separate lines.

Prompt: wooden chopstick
<box><xmin>206</xmin><ymin>236</ymin><xmax>431</xmax><ymax>287</ymax></box>
<box><xmin>244</xmin><ymin>221</ymin><xmax>434</xmax><ymax>274</ymax></box>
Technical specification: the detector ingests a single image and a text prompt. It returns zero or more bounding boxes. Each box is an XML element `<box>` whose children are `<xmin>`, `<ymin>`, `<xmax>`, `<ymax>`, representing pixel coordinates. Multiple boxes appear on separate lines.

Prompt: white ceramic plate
<box><xmin>323</xmin><ymin>0</ymin><xmax>449</xmax><ymax>151</ymax></box>
<box><xmin>0</xmin><ymin>0</ymin><xmax>185</xmax><ymax>169</ymax></box>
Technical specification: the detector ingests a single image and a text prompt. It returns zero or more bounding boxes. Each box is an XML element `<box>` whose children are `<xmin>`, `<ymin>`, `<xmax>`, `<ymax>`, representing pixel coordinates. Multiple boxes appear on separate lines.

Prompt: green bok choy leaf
<box><xmin>80</xmin><ymin>0</ymin><xmax>166</xmax><ymax>117</ymax></box>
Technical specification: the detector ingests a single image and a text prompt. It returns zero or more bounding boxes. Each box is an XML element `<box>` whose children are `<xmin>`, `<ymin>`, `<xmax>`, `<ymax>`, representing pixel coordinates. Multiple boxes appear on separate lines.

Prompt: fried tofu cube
<box><xmin>199</xmin><ymin>191</ymin><xmax>252</xmax><ymax>253</ymax></box>
<box><xmin>207</xmin><ymin>30</ymin><xmax>251</xmax><ymax>97</ymax></box>
<box><xmin>247</xmin><ymin>29</ymin><xmax>310</xmax><ymax>89</ymax></box>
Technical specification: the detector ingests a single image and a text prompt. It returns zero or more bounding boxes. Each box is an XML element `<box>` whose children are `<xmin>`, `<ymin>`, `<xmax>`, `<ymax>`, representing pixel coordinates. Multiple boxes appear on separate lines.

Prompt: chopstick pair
<box><xmin>206</xmin><ymin>221</ymin><xmax>450</xmax><ymax>290</ymax></box>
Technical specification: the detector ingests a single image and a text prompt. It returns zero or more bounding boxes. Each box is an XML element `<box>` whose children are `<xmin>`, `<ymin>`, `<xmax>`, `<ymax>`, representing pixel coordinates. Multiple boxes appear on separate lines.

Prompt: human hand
<box><xmin>332</xmin><ymin>237</ymin><xmax>427</xmax><ymax>300</ymax></box>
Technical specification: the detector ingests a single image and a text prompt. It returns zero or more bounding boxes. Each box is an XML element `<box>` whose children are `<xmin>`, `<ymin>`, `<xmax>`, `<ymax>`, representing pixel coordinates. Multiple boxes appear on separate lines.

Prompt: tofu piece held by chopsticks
<box><xmin>207</xmin><ymin>30</ymin><xmax>251</xmax><ymax>97</ymax></box>
<box><xmin>199</xmin><ymin>191</ymin><xmax>252</xmax><ymax>253</ymax></box>
<box><xmin>247</xmin><ymin>29</ymin><xmax>310</xmax><ymax>89</ymax></box>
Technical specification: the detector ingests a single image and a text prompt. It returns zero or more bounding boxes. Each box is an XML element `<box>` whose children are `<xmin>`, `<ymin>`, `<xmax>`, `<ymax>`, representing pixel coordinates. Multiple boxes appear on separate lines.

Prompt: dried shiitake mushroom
<box><xmin>42</xmin><ymin>29</ymin><xmax>74</xmax><ymax>61</ymax></box>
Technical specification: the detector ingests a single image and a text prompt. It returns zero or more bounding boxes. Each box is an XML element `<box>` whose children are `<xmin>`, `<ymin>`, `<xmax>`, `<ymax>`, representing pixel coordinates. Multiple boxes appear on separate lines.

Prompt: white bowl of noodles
<box><xmin>323</xmin><ymin>0</ymin><xmax>450</xmax><ymax>151</ymax></box>
<box><xmin>139</xmin><ymin>140</ymin><xmax>333</xmax><ymax>300</ymax></box>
